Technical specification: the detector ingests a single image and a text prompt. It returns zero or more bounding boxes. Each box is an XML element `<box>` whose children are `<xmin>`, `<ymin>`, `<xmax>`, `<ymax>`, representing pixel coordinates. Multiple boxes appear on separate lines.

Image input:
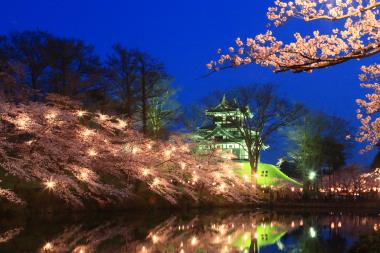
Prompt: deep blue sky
<box><xmin>1</xmin><ymin>0</ymin><xmax>377</xmax><ymax>165</ymax></box>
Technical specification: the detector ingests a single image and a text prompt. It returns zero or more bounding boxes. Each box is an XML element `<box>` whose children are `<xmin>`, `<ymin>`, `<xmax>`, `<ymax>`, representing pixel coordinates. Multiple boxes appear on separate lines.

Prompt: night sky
<box><xmin>1</xmin><ymin>0</ymin><xmax>377</xmax><ymax>165</ymax></box>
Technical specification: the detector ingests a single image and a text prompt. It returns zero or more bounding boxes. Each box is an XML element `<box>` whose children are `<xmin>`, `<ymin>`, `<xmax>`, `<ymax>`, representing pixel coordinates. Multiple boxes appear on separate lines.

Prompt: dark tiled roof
<box><xmin>206</xmin><ymin>95</ymin><xmax>239</xmax><ymax>113</ymax></box>
<box><xmin>199</xmin><ymin>123</ymin><xmax>240</xmax><ymax>130</ymax></box>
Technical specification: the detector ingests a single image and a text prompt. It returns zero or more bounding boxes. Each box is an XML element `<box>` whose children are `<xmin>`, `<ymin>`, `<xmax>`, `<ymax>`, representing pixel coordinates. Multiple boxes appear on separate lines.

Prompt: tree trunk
<box><xmin>141</xmin><ymin>67</ymin><xmax>147</xmax><ymax>134</ymax></box>
<box><xmin>30</xmin><ymin>72</ymin><xmax>38</xmax><ymax>101</ymax></box>
<box><xmin>61</xmin><ymin>60</ymin><xmax>67</xmax><ymax>95</ymax></box>
<box><xmin>31</xmin><ymin>72</ymin><xmax>37</xmax><ymax>90</ymax></box>
<box><xmin>124</xmin><ymin>78</ymin><xmax>132</xmax><ymax>118</ymax></box>
<box><xmin>249</xmin><ymin>150</ymin><xmax>259</xmax><ymax>187</ymax></box>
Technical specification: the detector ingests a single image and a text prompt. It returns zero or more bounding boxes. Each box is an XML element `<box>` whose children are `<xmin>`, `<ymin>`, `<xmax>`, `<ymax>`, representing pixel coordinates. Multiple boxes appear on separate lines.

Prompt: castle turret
<box><xmin>196</xmin><ymin>95</ymin><xmax>251</xmax><ymax>160</ymax></box>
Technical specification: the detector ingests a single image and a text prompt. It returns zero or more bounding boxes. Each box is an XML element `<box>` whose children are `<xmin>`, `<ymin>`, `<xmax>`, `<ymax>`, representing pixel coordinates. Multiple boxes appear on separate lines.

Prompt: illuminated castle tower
<box><xmin>196</xmin><ymin>95</ymin><xmax>252</xmax><ymax>160</ymax></box>
<box><xmin>195</xmin><ymin>95</ymin><xmax>303</xmax><ymax>188</ymax></box>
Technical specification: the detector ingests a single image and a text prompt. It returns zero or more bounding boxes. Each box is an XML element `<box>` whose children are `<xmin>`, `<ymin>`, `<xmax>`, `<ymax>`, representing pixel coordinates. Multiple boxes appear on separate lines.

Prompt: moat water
<box><xmin>0</xmin><ymin>209</ymin><xmax>379</xmax><ymax>253</ymax></box>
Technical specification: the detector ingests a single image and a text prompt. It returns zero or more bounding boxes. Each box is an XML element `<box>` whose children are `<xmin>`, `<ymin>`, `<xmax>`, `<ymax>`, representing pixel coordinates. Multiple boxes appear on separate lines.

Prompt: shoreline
<box><xmin>256</xmin><ymin>200</ymin><xmax>380</xmax><ymax>214</ymax></box>
<box><xmin>2</xmin><ymin>199</ymin><xmax>380</xmax><ymax>217</ymax></box>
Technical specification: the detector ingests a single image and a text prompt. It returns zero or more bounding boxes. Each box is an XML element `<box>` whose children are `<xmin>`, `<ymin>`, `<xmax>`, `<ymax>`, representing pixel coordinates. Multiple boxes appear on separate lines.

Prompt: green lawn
<box><xmin>234</xmin><ymin>161</ymin><xmax>303</xmax><ymax>187</ymax></box>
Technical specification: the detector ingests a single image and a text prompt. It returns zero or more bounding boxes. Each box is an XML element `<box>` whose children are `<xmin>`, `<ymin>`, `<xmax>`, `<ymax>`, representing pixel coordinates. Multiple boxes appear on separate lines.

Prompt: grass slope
<box><xmin>234</xmin><ymin>161</ymin><xmax>303</xmax><ymax>187</ymax></box>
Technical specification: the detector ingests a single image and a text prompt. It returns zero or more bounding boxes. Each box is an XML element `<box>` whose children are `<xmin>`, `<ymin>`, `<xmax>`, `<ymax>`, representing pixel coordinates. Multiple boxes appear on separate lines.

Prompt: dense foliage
<box><xmin>0</xmin><ymin>94</ymin><xmax>256</xmax><ymax>208</ymax></box>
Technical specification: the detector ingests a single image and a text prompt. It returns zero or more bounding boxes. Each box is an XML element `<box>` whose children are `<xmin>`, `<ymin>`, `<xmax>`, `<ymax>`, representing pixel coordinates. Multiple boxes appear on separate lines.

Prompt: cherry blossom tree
<box><xmin>357</xmin><ymin>64</ymin><xmax>380</xmax><ymax>152</ymax></box>
<box><xmin>0</xmin><ymin>227</ymin><xmax>22</xmax><ymax>245</ymax></box>
<box><xmin>319</xmin><ymin>164</ymin><xmax>380</xmax><ymax>197</ymax></box>
<box><xmin>208</xmin><ymin>0</ymin><xmax>380</xmax><ymax>151</ymax></box>
<box><xmin>0</xmin><ymin>94</ymin><xmax>256</xmax><ymax>208</ymax></box>
<box><xmin>0</xmin><ymin>182</ymin><xmax>25</xmax><ymax>206</ymax></box>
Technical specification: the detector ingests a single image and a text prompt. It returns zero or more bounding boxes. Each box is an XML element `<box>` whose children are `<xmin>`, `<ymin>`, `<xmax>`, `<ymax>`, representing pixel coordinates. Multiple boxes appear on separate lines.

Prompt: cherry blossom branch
<box><xmin>307</xmin><ymin>2</ymin><xmax>380</xmax><ymax>22</ymax></box>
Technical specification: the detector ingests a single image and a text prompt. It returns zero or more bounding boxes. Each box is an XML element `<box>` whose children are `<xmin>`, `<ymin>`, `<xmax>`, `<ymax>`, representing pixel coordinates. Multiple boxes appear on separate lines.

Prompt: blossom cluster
<box><xmin>0</xmin><ymin>94</ymin><xmax>256</xmax><ymax>207</ymax></box>
<box><xmin>208</xmin><ymin>0</ymin><xmax>380</xmax><ymax>152</ymax></box>
<box><xmin>356</xmin><ymin>64</ymin><xmax>380</xmax><ymax>151</ymax></box>
<box><xmin>268</xmin><ymin>0</ymin><xmax>380</xmax><ymax>25</ymax></box>
<box><xmin>0</xmin><ymin>179</ymin><xmax>25</xmax><ymax>206</ymax></box>
<box><xmin>0</xmin><ymin>227</ymin><xmax>23</xmax><ymax>244</ymax></box>
<box><xmin>207</xmin><ymin>0</ymin><xmax>380</xmax><ymax>73</ymax></box>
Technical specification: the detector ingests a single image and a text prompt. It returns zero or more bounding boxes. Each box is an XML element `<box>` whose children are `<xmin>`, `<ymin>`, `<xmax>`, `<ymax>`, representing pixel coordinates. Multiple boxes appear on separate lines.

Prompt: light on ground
<box><xmin>309</xmin><ymin>227</ymin><xmax>317</xmax><ymax>238</ymax></box>
<box><xmin>309</xmin><ymin>171</ymin><xmax>317</xmax><ymax>180</ymax></box>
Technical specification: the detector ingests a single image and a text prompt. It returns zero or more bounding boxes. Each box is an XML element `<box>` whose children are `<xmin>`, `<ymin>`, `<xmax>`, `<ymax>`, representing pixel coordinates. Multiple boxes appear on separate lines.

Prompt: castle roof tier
<box><xmin>205</xmin><ymin>95</ymin><xmax>249</xmax><ymax>121</ymax></box>
<box><xmin>195</xmin><ymin>95</ymin><xmax>255</xmax><ymax>160</ymax></box>
<box><xmin>206</xmin><ymin>95</ymin><xmax>239</xmax><ymax>113</ymax></box>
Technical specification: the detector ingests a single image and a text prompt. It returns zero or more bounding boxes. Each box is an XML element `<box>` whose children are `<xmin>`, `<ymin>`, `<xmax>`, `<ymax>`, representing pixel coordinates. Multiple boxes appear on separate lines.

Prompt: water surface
<box><xmin>1</xmin><ymin>209</ymin><xmax>379</xmax><ymax>253</ymax></box>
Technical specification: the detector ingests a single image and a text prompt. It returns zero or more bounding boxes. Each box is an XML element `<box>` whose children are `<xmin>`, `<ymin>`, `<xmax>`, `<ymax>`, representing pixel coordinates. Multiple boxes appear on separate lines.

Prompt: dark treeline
<box><xmin>0</xmin><ymin>30</ymin><xmax>178</xmax><ymax>138</ymax></box>
<box><xmin>0</xmin><ymin>30</ymin><xmax>356</xmax><ymax>173</ymax></box>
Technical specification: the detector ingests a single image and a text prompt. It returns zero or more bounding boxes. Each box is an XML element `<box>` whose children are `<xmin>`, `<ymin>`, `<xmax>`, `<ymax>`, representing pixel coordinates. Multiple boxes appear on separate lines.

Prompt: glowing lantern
<box><xmin>26</xmin><ymin>140</ymin><xmax>34</xmax><ymax>145</ymax></box>
<box><xmin>88</xmin><ymin>149</ymin><xmax>97</xmax><ymax>157</ymax></box>
<box><xmin>118</xmin><ymin>119</ymin><xmax>127</xmax><ymax>129</ymax></box>
<box><xmin>191</xmin><ymin>236</ymin><xmax>198</xmax><ymax>246</ymax></box>
<box><xmin>132</xmin><ymin>147</ymin><xmax>139</xmax><ymax>154</ymax></box>
<box><xmin>164</xmin><ymin>150</ymin><xmax>171</xmax><ymax>157</ymax></box>
<box><xmin>74</xmin><ymin>247</ymin><xmax>86</xmax><ymax>253</ymax></box>
<box><xmin>45</xmin><ymin>112</ymin><xmax>57</xmax><ymax>120</ymax></box>
<box><xmin>98</xmin><ymin>113</ymin><xmax>108</xmax><ymax>121</ymax></box>
<box><xmin>309</xmin><ymin>171</ymin><xmax>317</xmax><ymax>180</ymax></box>
<box><xmin>16</xmin><ymin>116</ymin><xmax>30</xmax><ymax>130</ymax></box>
<box><xmin>44</xmin><ymin>180</ymin><xmax>56</xmax><ymax>190</ymax></box>
<box><xmin>43</xmin><ymin>242</ymin><xmax>53</xmax><ymax>251</ymax></box>
<box><xmin>79</xmin><ymin>170</ymin><xmax>89</xmax><ymax>181</ymax></box>
<box><xmin>77</xmin><ymin>110</ymin><xmax>86</xmax><ymax>117</ymax></box>
<box><xmin>309</xmin><ymin>227</ymin><xmax>317</xmax><ymax>238</ymax></box>
<box><xmin>81</xmin><ymin>129</ymin><xmax>94</xmax><ymax>138</ymax></box>
<box><xmin>152</xmin><ymin>234</ymin><xmax>159</xmax><ymax>244</ymax></box>
<box><xmin>152</xmin><ymin>178</ymin><xmax>160</xmax><ymax>186</ymax></box>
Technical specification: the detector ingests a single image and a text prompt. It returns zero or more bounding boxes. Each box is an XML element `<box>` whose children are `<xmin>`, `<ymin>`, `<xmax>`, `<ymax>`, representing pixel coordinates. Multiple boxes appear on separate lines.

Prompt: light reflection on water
<box><xmin>0</xmin><ymin>210</ymin><xmax>380</xmax><ymax>253</ymax></box>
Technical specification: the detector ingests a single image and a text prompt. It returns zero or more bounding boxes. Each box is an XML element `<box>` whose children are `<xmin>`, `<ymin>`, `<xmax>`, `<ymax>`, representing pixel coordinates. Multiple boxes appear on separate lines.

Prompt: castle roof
<box><xmin>203</xmin><ymin>125</ymin><xmax>237</xmax><ymax>139</ymax></box>
<box><xmin>206</xmin><ymin>95</ymin><xmax>239</xmax><ymax>113</ymax></box>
